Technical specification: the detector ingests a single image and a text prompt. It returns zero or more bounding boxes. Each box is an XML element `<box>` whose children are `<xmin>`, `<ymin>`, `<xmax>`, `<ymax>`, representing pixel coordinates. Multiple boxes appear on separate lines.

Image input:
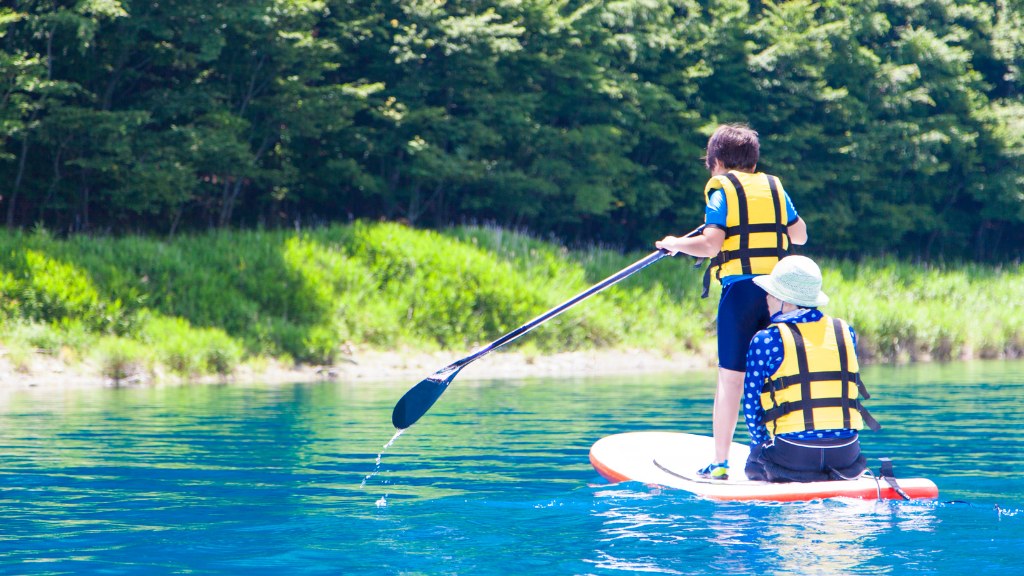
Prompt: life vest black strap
<box><xmin>715</xmin><ymin>247</ymin><xmax>790</xmax><ymax>261</ymax></box>
<box><xmin>766</xmin><ymin>322</ymin><xmax>882</xmax><ymax>433</ymax></box>
<box><xmin>770</xmin><ymin>370</ymin><xmax>857</xmax><ymax>389</ymax></box>
<box><xmin>784</xmin><ymin>324</ymin><xmax>816</xmax><ymax>431</ymax></box>
<box><xmin>767</xmin><ymin>175</ymin><xmax>787</xmax><ymax>261</ymax></box>
<box><xmin>861</xmin><ymin>404</ymin><xmax>882</xmax><ymax>431</ymax></box>
<box><xmin>701</xmin><ymin>260</ymin><xmax>712</xmax><ymax>299</ymax></box>
<box><xmin>763</xmin><ymin>397</ymin><xmax>879</xmax><ymax>432</ymax></box>
<box><xmin>703</xmin><ymin>246</ymin><xmax>791</xmax><ymax>298</ymax></box>
<box><xmin>723</xmin><ymin>173</ymin><xmax>752</xmax><ymax>275</ymax></box>
<box><xmin>856</xmin><ymin>373</ymin><xmax>870</xmax><ymax>400</ymax></box>
<box><xmin>763</xmin><ymin>396</ymin><xmax>866</xmax><ymax>421</ymax></box>
<box><xmin>724</xmin><ymin>222</ymin><xmax>788</xmax><ymax>235</ymax></box>
<box><xmin>700</xmin><ymin>173</ymin><xmax>789</xmax><ymax>299</ymax></box>
<box><xmin>834</xmin><ymin>319</ymin><xmax>880</xmax><ymax>430</ymax></box>
<box><xmin>768</xmin><ymin>373</ymin><xmax>873</xmax><ymax>403</ymax></box>
<box><xmin>833</xmin><ymin>318</ymin><xmax>852</xmax><ymax>429</ymax></box>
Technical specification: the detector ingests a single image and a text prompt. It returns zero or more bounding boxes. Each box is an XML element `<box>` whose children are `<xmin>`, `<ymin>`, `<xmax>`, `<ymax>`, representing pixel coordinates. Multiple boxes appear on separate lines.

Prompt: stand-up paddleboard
<box><xmin>590</xmin><ymin>431</ymin><xmax>938</xmax><ymax>502</ymax></box>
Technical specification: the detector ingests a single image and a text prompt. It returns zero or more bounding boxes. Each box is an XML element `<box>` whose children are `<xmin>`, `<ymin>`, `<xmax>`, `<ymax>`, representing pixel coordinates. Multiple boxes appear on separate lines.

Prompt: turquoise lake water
<box><xmin>0</xmin><ymin>360</ymin><xmax>1022</xmax><ymax>574</ymax></box>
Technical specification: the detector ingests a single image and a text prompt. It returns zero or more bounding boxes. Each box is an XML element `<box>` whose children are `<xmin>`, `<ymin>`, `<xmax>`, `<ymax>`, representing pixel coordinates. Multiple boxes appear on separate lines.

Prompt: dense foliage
<box><xmin>0</xmin><ymin>223</ymin><xmax>1021</xmax><ymax>381</ymax></box>
<box><xmin>2</xmin><ymin>1</ymin><xmax>1023</xmax><ymax>260</ymax></box>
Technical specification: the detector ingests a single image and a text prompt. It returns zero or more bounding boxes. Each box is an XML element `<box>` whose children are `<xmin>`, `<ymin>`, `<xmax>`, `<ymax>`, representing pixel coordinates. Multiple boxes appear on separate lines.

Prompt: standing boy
<box><xmin>655</xmin><ymin>124</ymin><xmax>807</xmax><ymax>479</ymax></box>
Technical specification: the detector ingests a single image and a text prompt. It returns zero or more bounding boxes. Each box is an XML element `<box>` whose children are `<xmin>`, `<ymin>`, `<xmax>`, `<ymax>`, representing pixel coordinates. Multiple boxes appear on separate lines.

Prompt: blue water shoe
<box><xmin>697</xmin><ymin>460</ymin><xmax>729</xmax><ymax>480</ymax></box>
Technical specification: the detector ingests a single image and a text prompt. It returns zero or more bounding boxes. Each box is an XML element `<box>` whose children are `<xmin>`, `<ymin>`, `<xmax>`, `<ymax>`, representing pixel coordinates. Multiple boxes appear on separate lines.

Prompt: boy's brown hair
<box><xmin>705</xmin><ymin>124</ymin><xmax>760</xmax><ymax>171</ymax></box>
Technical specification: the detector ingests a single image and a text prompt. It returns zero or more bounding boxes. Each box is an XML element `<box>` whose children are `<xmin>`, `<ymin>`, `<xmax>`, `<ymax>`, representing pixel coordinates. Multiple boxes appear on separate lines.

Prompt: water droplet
<box><xmin>361</xmin><ymin>429</ymin><xmax>406</xmax><ymax>488</ymax></box>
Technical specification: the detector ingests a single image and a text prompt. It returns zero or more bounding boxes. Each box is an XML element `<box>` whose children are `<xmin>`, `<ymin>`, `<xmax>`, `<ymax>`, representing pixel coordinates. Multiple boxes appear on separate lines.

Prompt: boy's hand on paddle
<box><xmin>655</xmin><ymin>236</ymin><xmax>683</xmax><ymax>255</ymax></box>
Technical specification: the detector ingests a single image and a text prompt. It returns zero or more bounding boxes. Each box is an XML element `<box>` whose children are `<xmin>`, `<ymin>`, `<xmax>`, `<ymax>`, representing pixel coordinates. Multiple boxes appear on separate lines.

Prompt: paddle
<box><xmin>390</xmin><ymin>225</ymin><xmax>707</xmax><ymax>429</ymax></box>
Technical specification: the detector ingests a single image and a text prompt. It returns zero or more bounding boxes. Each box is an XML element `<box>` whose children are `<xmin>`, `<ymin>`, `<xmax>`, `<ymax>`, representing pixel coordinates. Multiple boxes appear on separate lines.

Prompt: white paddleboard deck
<box><xmin>590</xmin><ymin>431</ymin><xmax>938</xmax><ymax>502</ymax></box>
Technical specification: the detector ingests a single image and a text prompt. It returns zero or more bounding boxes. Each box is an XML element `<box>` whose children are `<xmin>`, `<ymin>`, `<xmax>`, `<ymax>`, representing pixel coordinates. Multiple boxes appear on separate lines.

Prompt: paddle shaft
<box><xmin>430</xmin><ymin>224</ymin><xmax>707</xmax><ymax>376</ymax></box>
<box><xmin>452</xmin><ymin>253</ymin><xmax>663</xmax><ymax>372</ymax></box>
<box><xmin>391</xmin><ymin>224</ymin><xmax>706</xmax><ymax>429</ymax></box>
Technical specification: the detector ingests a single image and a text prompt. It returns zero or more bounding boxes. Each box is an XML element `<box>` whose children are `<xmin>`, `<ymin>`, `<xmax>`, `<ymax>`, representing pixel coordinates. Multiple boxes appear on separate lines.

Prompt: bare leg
<box><xmin>713</xmin><ymin>367</ymin><xmax>745</xmax><ymax>463</ymax></box>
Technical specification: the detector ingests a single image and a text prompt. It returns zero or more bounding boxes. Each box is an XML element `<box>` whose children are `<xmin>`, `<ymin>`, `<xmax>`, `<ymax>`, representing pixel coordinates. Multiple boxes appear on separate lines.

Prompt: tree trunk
<box><xmin>219</xmin><ymin>179</ymin><xmax>243</xmax><ymax>228</ymax></box>
<box><xmin>7</xmin><ymin>27</ymin><xmax>55</xmax><ymax>228</ymax></box>
<box><xmin>7</xmin><ymin>136</ymin><xmax>31</xmax><ymax>227</ymax></box>
<box><xmin>217</xmin><ymin>134</ymin><xmax>274</xmax><ymax>227</ymax></box>
<box><xmin>38</xmin><ymin>140</ymin><xmax>67</xmax><ymax>223</ymax></box>
<box><xmin>169</xmin><ymin>207</ymin><xmax>183</xmax><ymax>237</ymax></box>
<box><xmin>79</xmin><ymin>180</ymin><xmax>90</xmax><ymax>232</ymax></box>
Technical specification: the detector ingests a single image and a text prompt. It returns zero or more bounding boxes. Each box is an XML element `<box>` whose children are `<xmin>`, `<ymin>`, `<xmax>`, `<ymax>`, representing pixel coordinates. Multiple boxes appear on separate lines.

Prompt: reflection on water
<box><xmin>587</xmin><ymin>495</ymin><xmax>947</xmax><ymax>575</ymax></box>
<box><xmin>759</xmin><ymin>500</ymin><xmax>937</xmax><ymax>575</ymax></box>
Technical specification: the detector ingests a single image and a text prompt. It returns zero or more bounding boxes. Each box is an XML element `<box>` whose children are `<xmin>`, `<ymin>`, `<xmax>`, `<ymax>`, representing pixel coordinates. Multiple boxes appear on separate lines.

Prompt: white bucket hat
<box><xmin>752</xmin><ymin>255</ymin><xmax>829</xmax><ymax>308</ymax></box>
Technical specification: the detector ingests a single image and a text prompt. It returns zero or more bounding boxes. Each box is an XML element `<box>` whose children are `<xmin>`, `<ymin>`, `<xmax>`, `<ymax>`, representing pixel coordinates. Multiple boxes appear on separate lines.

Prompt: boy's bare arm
<box><xmin>788</xmin><ymin>217</ymin><xmax>808</xmax><ymax>245</ymax></box>
<box><xmin>656</xmin><ymin>227</ymin><xmax>726</xmax><ymax>258</ymax></box>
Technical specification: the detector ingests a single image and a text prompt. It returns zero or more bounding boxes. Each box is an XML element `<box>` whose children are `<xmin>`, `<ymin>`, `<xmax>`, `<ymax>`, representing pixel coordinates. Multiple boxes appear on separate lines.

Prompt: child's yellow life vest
<box><xmin>761</xmin><ymin>316</ymin><xmax>879</xmax><ymax>437</ymax></box>
<box><xmin>703</xmin><ymin>171</ymin><xmax>789</xmax><ymax>286</ymax></box>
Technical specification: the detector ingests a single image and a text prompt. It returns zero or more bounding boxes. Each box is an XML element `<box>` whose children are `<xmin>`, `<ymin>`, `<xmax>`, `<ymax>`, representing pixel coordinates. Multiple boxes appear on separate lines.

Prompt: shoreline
<box><xmin>5</xmin><ymin>343</ymin><xmax>1022</xmax><ymax>392</ymax></box>
<box><xmin>0</xmin><ymin>346</ymin><xmax>718</xmax><ymax>391</ymax></box>
<box><xmin>327</xmin><ymin>348</ymin><xmax>717</xmax><ymax>383</ymax></box>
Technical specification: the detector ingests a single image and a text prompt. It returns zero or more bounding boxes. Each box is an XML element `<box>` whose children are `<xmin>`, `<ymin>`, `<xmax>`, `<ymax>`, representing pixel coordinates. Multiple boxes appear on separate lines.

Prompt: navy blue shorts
<box><xmin>716</xmin><ymin>278</ymin><xmax>770</xmax><ymax>371</ymax></box>
<box><xmin>745</xmin><ymin>435</ymin><xmax>867</xmax><ymax>482</ymax></box>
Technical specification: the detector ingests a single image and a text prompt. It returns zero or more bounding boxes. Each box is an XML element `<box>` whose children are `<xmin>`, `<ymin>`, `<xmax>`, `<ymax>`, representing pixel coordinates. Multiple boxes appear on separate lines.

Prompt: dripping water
<box><xmin>360</xmin><ymin>428</ymin><xmax>406</xmax><ymax>507</ymax></box>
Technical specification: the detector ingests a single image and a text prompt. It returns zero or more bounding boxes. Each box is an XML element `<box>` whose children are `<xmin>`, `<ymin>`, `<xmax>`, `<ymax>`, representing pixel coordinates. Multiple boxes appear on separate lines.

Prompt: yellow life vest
<box><xmin>701</xmin><ymin>171</ymin><xmax>790</xmax><ymax>297</ymax></box>
<box><xmin>760</xmin><ymin>315</ymin><xmax>880</xmax><ymax>437</ymax></box>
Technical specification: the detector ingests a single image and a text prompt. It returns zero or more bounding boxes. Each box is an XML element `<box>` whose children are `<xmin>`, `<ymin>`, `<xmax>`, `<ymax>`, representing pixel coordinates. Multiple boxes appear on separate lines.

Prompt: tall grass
<box><xmin>0</xmin><ymin>222</ymin><xmax>1019</xmax><ymax>381</ymax></box>
<box><xmin>824</xmin><ymin>259</ymin><xmax>1024</xmax><ymax>362</ymax></box>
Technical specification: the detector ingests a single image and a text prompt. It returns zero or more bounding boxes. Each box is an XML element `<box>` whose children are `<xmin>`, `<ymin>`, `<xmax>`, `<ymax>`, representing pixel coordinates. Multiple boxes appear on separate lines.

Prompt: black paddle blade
<box><xmin>391</xmin><ymin>371</ymin><xmax>458</xmax><ymax>429</ymax></box>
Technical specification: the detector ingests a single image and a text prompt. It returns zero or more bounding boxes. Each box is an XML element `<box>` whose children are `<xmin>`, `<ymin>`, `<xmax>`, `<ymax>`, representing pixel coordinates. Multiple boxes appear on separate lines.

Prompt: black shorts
<box><xmin>745</xmin><ymin>435</ymin><xmax>867</xmax><ymax>482</ymax></box>
<box><xmin>716</xmin><ymin>278</ymin><xmax>770</xmax><ymax>371</ymax></box>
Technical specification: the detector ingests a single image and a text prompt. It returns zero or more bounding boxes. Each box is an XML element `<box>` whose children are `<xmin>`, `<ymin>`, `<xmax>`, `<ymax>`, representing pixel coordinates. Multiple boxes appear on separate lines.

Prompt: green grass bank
<box><xmin>0</xmin><ymin>222</ymin><xmax>1019</xmax><ymax>382</ymax></box>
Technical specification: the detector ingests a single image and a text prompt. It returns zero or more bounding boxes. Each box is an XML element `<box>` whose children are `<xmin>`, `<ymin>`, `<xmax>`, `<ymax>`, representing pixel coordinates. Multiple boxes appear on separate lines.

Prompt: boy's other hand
<box><xmin>655</xmin><ymin>236</ymin><xmax>683</xmax><ymax>254</ymax></box>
